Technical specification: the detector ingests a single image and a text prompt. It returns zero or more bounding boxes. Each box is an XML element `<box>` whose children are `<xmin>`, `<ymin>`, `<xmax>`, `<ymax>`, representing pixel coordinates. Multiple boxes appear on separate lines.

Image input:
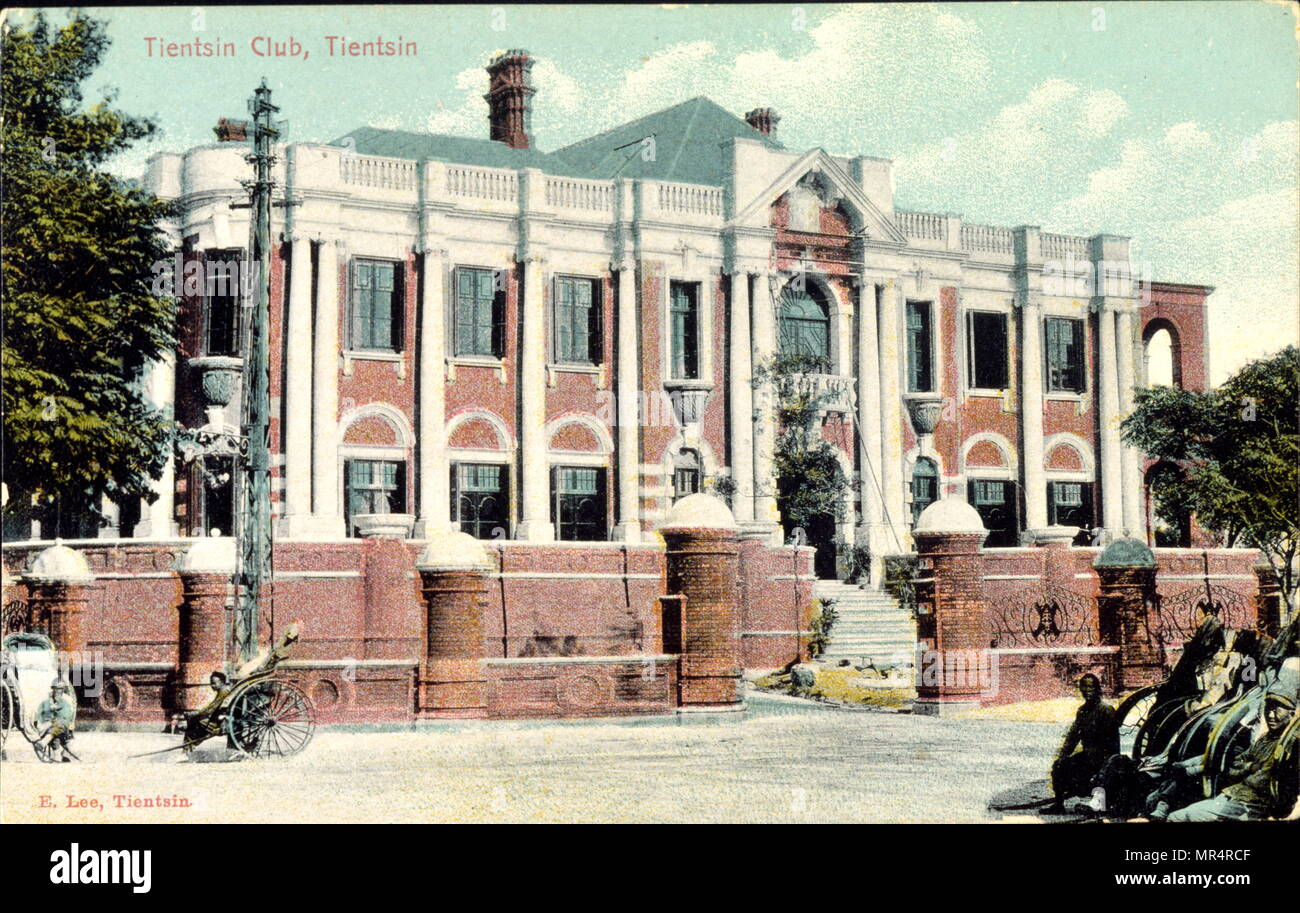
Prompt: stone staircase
<box><xmin>812</xmin><ymin>580</ymin><xmax>917</xmax><ymax>668</ymax></box>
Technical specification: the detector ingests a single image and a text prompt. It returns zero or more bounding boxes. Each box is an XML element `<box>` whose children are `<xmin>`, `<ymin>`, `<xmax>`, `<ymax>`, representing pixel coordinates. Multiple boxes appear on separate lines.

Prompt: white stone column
<box><xmin>877</xmin><ymin>281</ymin><xmax>907</xmax><ymax>550</ymax></box>
<box><xmin>751</xmin><ymin>272</ymin><xmax>781</xmax><ymax>538</ymax></box>
<box><xmin>311</xmin><ymin>237</ymin><xmax>343</xmax><ymax>533</ymax></box>
<box><xmin>138</xmin><ymin>351</ymin><xmax>178</xmax><ymax>538</ymax></box>
<box><xmin>613</xmin><ymin>259</ymin><xmax>642</xmax><ymax>541</ymax></box>
<box><xmin>280</xmin><ymin>235</ymin><xmax>314</xmax><ymax>532</ymax></box>
<box><xmin>1116</xmin><ymin>306</ymin><xmax>1144</xmax><ymax>536</ymax></box>
<box><xmin>1097</xmin><ymin>302</ymin><xmax>1124</xmax><ymax>534</ymax></box>
<box><xmin>1019</xmin><ymin>294</ymin><xmax>1048</xmax><ymax>530</ymax></box>
<box><xmin>856</xmin><ymin>280</ymin><xmax>884</xmax><ymax>570</ymax></box>
<box><xmin>516</xmin><ymin>253</ymin><xmax>553</xmax><ymax>541</ymax></box>
<box><xmin>728</xmin><ymin>271</ymin><xmax>755</xmax><ymax>524</ymax></box>
<box><xmin>418</xmin><ymin>246</ymin><xmax>451</xmax><ymax>537</ymax></box>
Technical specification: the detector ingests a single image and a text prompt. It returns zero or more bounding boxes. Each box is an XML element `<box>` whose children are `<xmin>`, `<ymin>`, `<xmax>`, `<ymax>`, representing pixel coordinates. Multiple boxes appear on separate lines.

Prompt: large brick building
<box><xmin>10</xmin><ymin>49</ymin><xmax>1212</xmax><ymax>573</ymax></box>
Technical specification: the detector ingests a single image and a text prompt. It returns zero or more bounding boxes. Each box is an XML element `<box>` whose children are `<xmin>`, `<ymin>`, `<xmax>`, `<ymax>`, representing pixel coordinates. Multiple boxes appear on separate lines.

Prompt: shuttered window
<box><xmin>1045</xmin><ymin>317</ymin><xmax>1086</xmax><ymax>393</ymax></box>
<box><xmin>455</xmin><ymin>267</ymin><xmax>505</xmax><ymax>357</ymax></box>
<box><xmin>907</xmin><ymin>301</ymin><xmax>934</xmax><ymax>393</ymax></box>
<box><xmin>555</xmin><ymin>276</ymin><xmax>602</xmax><ymax>365</ymax></box>
<box><xmin>968</xmin><ymin>311</ymin><xmax>1009</xmax><ymax>390</ymax></box>
<box><xmin>669</xmin><ymin>281</ymin><xmax>700</xmax><ymax>379</ymax></box>
<box><xmin>351</xmin><ymin>260</ymin><xmax>403</xmax><ymax>352</ymax></box>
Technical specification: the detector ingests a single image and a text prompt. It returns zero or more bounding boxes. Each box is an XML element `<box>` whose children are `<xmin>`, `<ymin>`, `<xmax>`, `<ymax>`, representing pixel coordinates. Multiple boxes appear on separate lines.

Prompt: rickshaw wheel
<box><xmin>225</xmin><ymin>679</ymin><xmax>315</xmax><ymax>759</ymax></box>
<box><xmin>1116</xmin><ymin>685</ymin><xmax>1159</xmax><ymax>755</ymax></box>
<box><xmin>1132</xmin><ymin>697</ymin><xmax>1190</xmax><ymax>761</ymax></box>
<box><xmin>1201</xmin><ymin>693</ymin><xmax>1259</xmax><ymax>798</ymax></box>
<box><xmin>0</xmin><ymin>681</ymin><xmax>16</xmax><ymax>755</ymax></box>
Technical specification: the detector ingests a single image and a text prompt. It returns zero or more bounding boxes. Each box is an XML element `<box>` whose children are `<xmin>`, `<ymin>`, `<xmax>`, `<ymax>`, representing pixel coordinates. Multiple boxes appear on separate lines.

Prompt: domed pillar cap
<box><xmin>416</xmin><ymin>528</ymin><xmax>495</xmax><ymax>573</ymax></box>
<box><xmin>1094</xmin><ymin>537</ymin><xmax>1156</xmax><ymax>568</ymax></box>
<box><xmin>657</xmin><ymin>493</ymin><xmax>739</xmax><ymax>533</ymax></box>
<box><xmin>174</xmin><ymin>536</ymin><xmax>238</xmax><ymax>574</ymax></box>
<box><xmin>25</xmin><ymin>542</ymin><xmax>94</xmax><ymax>584</ymax></box>
<box><xmin>914</xmin><ymin>497</ymin><xmax>987</xmax><ymax>536</ymax></box>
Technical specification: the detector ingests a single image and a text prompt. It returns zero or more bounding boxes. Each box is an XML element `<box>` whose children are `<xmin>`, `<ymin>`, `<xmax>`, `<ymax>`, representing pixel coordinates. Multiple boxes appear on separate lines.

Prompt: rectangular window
<box><xmin>551</xmin><ymin>466</ymin><xmax>607</xmax><ymax>541</ymax></box>
<box><xmin>344</xmin><ymin>459</ymin><xmax>406</xmax><ymax>536</ymax></box>
<box><xmin>203</xmin><ymin>248</ymin><xmax>243</xmax><ymax>357</ymax></box>
<box><xmin>910</xmin><ymin>471</ymin><xmax>938</xmax><ymax>525</ymax></box>
<box><xmin>350</xmin><ymin>260</ymin><xmax>403</xmax><ymax>352</ymax></box>
<box><xmin>906</xmin><ymin>301</ymin><xmax>934</xmax><ymax>393</ymax></box>
<box><xmin>968</xmin><ymin>478</ymin><xmax>1019</xmax><ymax>547</ymax></box>
<box><xmin>450</xmin><ymin>462</ymin><xmax>509</xmax><ymax>540</ymax></box>
<box><xmin>554</xmin><ymin>276</ymin><xmax>602</xmax><ymax>365</ymax></box>
<box><xmin>968</xmin><ymin>311</ymin><xmax>1009</xmax><ymax>390</ymax></box>
<box><xmin>454</xmin><ymin>267</ymin><xmax>505</xmax><ymax>357</ymax></box>
<box><xmin>669</xmin><ymin>281</ymin><xmax>700</xmax><ymax>380</ymax></box>
<box><xmin>1048</xmin><ymin>481</ymin><xmax>1094</xmax><ymax>543</ymax></box>
<box><xmin>1045</xmin><ymin>317</ymin><xmax>1086</xmax><ymax>393</ymax></box>
<box><xmin>196</xmin><ymin>455</ymin><xmax>236</xmax><ymax>538</ymax></box>
<box><xmin>673</xmin><ymin>467</ymin><xmax>700</xmax><ymax>502</ymax></box>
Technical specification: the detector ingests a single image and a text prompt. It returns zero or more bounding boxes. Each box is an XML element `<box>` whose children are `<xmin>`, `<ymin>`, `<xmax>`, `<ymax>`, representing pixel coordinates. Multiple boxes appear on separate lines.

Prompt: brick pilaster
<box><xmin>663</xmin><ymin>527</ymin><xmax>743</xmax><ymax>709</ymax></box>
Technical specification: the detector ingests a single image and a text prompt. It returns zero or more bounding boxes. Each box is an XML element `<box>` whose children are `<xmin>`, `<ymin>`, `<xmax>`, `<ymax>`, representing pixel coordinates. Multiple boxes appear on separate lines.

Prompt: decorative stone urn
<box><xmin>189</xmin><ymin>355</ymin><xmax>243</xmax><ymax>426</ymax></box>
<box><xmin>904</xmin><ymin>392</ymin><xmax>945</xmax><ymax>442</ymax></box>
<box><xmin>353</xmin><ymin>513</ymin><xmax>417</xmax><ymax>539</ymax></box>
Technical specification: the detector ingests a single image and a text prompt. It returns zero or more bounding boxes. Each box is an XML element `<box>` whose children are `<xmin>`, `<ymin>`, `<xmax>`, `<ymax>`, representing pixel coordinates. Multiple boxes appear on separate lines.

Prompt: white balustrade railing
<box><xmin>445</xmin><ymin>165</ymin><xmax>518</xmax><ymax>202</ymax></box>
<box><xmin>960</xmin><ymin>223</ymin><xmax>1015</xmax><ymax>255</ymax></box>
<box><xmin>1041</xmin><ymin>232</ymin><xmax>1091</xmax><ymax>261</ymax></box>
<box><xmin>655</xmin><ymin>181</ymin><xmax>724</xmax><ymax>217</ymax></box>
<box><xmin>545</xmin><ymin>176</ymin><xmax>614</xmax><ymax>211</ymax></box>
<box><xmin>340</xmin><ymin>154</ymin><xmax>417</xmax><ymax>191</ymax></box>
<box><xmin>895</xmin><ymin>209</ymin><xmax>947</xmax><ymax>242</ymax></box>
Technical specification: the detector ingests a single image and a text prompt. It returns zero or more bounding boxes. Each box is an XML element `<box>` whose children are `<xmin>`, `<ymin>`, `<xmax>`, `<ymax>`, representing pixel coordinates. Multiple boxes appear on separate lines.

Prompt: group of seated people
<box><xmin>1049</xmin><ymin>671</ymin><xmax>1297</xmax><ymax>821</ymax></box>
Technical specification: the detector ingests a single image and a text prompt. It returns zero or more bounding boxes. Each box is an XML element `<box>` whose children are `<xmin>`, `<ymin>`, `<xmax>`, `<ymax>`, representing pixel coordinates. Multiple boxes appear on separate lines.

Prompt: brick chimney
<box><xmin>744</xmin><ymin>107</ymin><xmax>780</xmax><ymax>139</ymax></box>
<box><xmin>485</xmin><ymin>49</ymin><xmax>535</xmax><ymax>150</ymax></box>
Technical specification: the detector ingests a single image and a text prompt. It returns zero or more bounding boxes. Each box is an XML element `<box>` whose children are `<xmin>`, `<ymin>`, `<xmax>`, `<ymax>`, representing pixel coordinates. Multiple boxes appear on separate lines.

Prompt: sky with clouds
<box><xmin>18</xmin><ymin>3</ymin><xmax>1298</xmax><ymax>383</ymax></box>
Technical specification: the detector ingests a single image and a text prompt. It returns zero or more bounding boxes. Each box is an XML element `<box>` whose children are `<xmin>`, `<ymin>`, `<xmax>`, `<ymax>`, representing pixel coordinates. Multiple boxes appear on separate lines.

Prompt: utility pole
<box><xmin>234</xmin><ymin>80</ymin><xmax>279</xmax><ymax>662</ymax></box>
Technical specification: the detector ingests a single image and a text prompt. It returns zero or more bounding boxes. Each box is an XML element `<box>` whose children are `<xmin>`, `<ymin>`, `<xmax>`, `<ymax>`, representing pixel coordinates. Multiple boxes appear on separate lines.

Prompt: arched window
<box><xmin>778</xmin><ymin>280</ymin><xmax>830</xmax><ymax>362</ymax></box>
<box><xmin>1144</xmin><ymin>325</ymin><xmax>1181</xmax><ymax>389</ymax></box>
<box><xmin>911</xmin><ymin>458</ymin><xmax>939</xmax><ymax>525</ymax></box>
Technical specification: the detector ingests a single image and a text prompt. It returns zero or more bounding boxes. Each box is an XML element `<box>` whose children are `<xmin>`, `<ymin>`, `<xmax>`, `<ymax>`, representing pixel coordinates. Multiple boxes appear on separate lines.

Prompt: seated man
<box><xmin>35</xmin><ymin>679</ymin><xmax>77</xmax><ymax>762</ymax></box>
<box><xmin>181</xmin><ymin>670</ymin><xmax>233</xmax><ymax>749</ymax></box>
<box><xmin>1168</xmin><ymin>691</ymin><xmax>1296</xmax><ymax>822</ymax></box>
<box><xmin>1049</xmin><ymin>673</ymin><xmax>1119</xmax><ymax>812</ymax></box>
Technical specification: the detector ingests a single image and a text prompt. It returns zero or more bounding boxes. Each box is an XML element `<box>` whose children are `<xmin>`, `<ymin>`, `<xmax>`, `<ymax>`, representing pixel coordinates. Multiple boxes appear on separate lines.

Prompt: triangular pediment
<box><xmin>728</xmin><ymin>148</ymin><xmax>906</xmax><ymax>244</ymax></box>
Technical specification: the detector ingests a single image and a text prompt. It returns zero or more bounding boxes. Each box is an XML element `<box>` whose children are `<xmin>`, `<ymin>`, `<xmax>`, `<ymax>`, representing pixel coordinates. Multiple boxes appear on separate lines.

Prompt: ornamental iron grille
<box><xmin>2</xmin><ymin>599</ymin><xmax>47</xmax><ymax>638</ymax></box>
<box><xmin>987</xmin><ymin>583</ymin><xmax>1099</xmax><ymax>648</ymax></box>
<box><xmin>1153</xmin><ymin>567</ymin><xmax>1252</xmax><ymax>647</ymax></box>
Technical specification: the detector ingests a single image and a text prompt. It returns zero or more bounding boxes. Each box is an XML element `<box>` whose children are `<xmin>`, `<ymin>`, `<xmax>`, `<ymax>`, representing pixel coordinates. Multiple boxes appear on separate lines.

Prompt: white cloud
<box><xmin>387</xmin><ymin>5</ymin><xmax>993</xmax><ymax>154</ymax></box>
<box><xmin>1077</xmin><ymin>89</ymin><xmax>1128</xmax><ymax>137</ymax></box>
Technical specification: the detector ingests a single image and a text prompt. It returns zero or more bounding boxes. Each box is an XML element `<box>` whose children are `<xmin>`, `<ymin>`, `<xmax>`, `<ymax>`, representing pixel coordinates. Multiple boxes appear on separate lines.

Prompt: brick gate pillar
<box><xmin>658</xmin><ymin>493</ymin><xmax>744</xmax><ymax>711</ymax></box>
<box><xmin>1094</xmin><ymin>538</ymin><xmax>1163</xmax><ymax>692</ymax></box>
<box><xmin>174</xmin><ymin>538</ymin><xmax>236</xmax><ymax>711</ymax></box>
<box><xmin>24</xmin><ymin>543</ymin><xmax>94</xmax><ymax>657</ymax></box>
<box><xmin>416</xmin><ymin>529</ymin><xmax>494</xmax><ymax>718</ymax></box>
<box><xmin>1253</xmin><ymin>561</ymin><xmax>1283</xmax><ymax>640</ymax></box>
<box><xmin>911</xmin><ymin>497</ymin><xmax>990</xmax><ymax>716</ymax></box>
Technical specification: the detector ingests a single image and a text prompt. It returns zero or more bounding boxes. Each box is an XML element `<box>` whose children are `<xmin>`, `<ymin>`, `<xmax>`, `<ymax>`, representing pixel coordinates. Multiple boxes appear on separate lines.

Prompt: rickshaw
<box><xmin>157</xmin><ymin>622</ymin><xmax>316</xmax><ymax>761</ymax></box>
<box><xmin>1115</xmin><ymin>608</ymin><xmax>1299</xmax><ymax>816</ymax></box>
<box><xmin>0</xmin><ymin>631</ymin><xmax>62</xmax><ymax>760</ymax></box>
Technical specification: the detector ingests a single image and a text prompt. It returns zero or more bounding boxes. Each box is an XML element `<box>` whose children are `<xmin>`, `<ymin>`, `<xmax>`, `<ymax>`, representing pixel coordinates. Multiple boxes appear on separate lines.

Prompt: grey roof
<box><xmin>551</xmin><ymin>97</ymin><xmax>784</xmax><ymax>185</ymax></box>
<box><xmin>332</xmin><ymin>96</ymin><xmax>784</xmax><ymax>186</ymax></box>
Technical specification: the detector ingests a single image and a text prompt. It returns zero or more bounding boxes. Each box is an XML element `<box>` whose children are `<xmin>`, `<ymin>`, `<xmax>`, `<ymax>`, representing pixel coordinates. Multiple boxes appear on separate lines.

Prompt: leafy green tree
<box><xmin>2</xmin><ymin>12</ymin><xmax>177</xmax><ymax>535</ymax></box>
<box><xmin>1121</xmin><ymin>346</ymin><xmax>1300</xmax><ymax>611</ymax></box>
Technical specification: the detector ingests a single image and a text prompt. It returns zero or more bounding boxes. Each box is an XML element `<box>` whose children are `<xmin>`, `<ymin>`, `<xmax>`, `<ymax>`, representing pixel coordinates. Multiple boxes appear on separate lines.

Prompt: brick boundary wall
<box><xmin>1</xmin><ymin>536</ymin><xmax>810</xmax><ymax>723</ymax></box>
